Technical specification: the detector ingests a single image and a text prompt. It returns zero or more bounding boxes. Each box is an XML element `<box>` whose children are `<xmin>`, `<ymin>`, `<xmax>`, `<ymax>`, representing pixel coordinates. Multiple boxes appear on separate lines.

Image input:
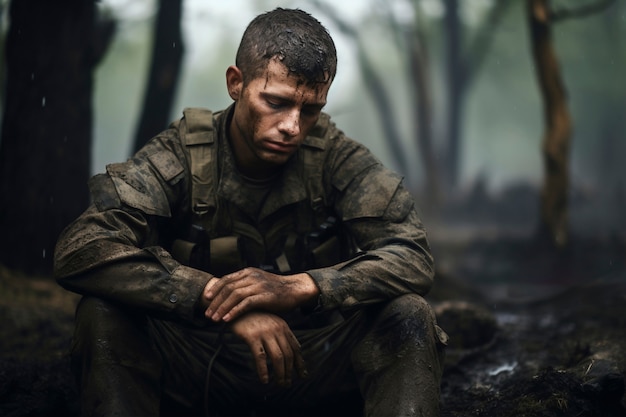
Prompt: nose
<box><xmin>279</xmin><ymin>109</ymin><xmax>301</xmax><ymax>137</ymax></box>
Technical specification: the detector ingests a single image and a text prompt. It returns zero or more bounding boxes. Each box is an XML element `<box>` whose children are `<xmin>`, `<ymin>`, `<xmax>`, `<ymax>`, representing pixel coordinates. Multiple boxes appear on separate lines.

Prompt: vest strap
<box><xmin>181</xmin><ymin>107</ymin><xmax>217</xmax><ymax>216</ymax></box>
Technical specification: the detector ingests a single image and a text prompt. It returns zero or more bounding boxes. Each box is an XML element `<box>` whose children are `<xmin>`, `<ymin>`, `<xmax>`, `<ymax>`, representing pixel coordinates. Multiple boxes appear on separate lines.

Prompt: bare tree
<box><xmin>385</xmin><ymin>1</ymin><xmax>441</xmax><ymax>204</ymax></box>
<box><xmin>442</xmin><ymin>0</ymin><xmax>513</xmax><ymax>191</ymax></box>
<box><xmin>312</xmin><ymin>0</ymin><xmax>438</xmax><ymax>201</ymax></box>
<box><xmin>0</xmin><ymin>0</ymin><xmax>114</xmax><ymax>274</ymax></box>
<box><xmin>527</xmin><ymin>0</ymin><xmax>617</xmax><ymax>248</ymax></box>
<box><xmin>312</xmin><ymin>0</ymin><xmax>512</xmax><ymax>207</ymax></box>
<box><xmin>133</xmin><ymin>0</ymin><xmax>184</xmax><ymax>153</ymax></box>
<box><xmin>312</xmin><ymin>1</ymin><xmax>410</xmax><ymax>177</ymax></box>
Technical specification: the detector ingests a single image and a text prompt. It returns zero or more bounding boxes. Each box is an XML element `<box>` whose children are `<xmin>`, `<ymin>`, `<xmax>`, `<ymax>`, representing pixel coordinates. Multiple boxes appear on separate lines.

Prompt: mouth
<box><xmin>263</xmin><ymin>140</ymin><xmax>297</xmax><ymax>153</ymax></box>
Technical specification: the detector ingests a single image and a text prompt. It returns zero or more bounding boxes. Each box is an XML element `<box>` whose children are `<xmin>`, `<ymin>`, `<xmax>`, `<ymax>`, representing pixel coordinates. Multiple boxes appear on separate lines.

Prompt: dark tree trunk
<box><xmin>405</xmin><ymin>27</ymin><xmax>440</xmax><ymax>206</ymax></box>
<box><xmin>0</xmin><ymin>0</ymin><xmax>103</xmax><ymax>274</ymax></box>
<box><xmin>442</xmin><ymin>0</ymin><xmax>512</xmax><ymax>193</ymax></box>
<box><xmin>132</xmin><ymin>0</ymin><xmax>184</xmax><ymax>153</ymax></box>
<box><xmin>356</xmin><ymin>47</ymin><xmax>409</xmax><ymax>177</ymax></box>
<box><xmin>527</xmin><ymin>0</ymin><xmax>572</xmax><ymax>248</ymax></box>
<box><xmin>443</xmin><ymin>0</ymin><xmax>463</xmax><ymax>192</ymax></box>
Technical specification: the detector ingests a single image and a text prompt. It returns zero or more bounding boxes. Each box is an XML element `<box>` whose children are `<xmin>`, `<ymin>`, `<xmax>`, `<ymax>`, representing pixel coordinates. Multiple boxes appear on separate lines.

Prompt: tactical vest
<box><xmin>171</xmin><ymin>108</ymin><xmax>348</xmax><ymax>277</ymax></box>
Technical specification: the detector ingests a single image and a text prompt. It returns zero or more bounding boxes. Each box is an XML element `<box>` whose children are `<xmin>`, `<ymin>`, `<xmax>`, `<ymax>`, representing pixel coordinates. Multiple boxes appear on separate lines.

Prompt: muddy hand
<box><xmin>230</xmin><ymin>311</ymin><xmax>308</xmax><ymax>386</ymax></box>
<box><xmin>202</xmin><ymin>267</ymin><xmax>318</xmax><ymax>322</ymax></box>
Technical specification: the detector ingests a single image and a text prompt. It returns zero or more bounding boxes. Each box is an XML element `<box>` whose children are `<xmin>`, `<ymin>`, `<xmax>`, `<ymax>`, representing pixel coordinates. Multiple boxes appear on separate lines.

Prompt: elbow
<box><xmin>52</xmin><ymin>237</ymin><xmax>87</xmax><ymax>290</ymax></box>
<box><xmin>53</xmin><ymin>254</ymin><xmax>75</xmax><ymax>289</ymax></box>
<box><xmin>412</xmin><ymin>252</ymin><xmax>435</xmax><ymax>295</ymax></box>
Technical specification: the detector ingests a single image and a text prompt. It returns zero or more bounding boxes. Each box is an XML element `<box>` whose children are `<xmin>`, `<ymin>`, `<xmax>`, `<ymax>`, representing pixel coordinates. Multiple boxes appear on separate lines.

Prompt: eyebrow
<box><xmin>261</xmin><ymin>92</ymin><xmax>326</xmax><ymax>110</ymax></box>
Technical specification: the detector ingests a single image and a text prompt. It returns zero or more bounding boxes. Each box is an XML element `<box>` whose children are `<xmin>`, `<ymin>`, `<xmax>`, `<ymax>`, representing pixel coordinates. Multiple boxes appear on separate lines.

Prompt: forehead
<box><xmin>252</xmin><ymin>59</ymin><xmax>331</xmax><ymax>101</ymax></box>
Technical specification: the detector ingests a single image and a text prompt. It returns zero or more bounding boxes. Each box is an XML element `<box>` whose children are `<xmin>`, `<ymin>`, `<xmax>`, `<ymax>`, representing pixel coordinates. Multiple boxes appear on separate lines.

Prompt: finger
<box><xmin>222</xmin><ymin>293</ymin><xmax>270</xmax><ymax>322</ymax></box>
<box><xmin>204</xmin><ymin>268</ymin><xmax>258</xmax><ymax>303</ymax></box>
<box><xmin>275</xmin><ymin>334</ymin><xmax>295</xmax><ymax>386</ymax></box>
<box><xmin>202</xmin><ymin>277</ymin><xmax>220</xmax><ymax>301</ymax></box>
<box><xmin>265</xmin><ymin>338</ymin><xmax>288</xmax><ymax>387</ymax></box>
<box><xmin>204</xmin><ymin>270</ymin><xmax>241</xmax><ymax>299</ymax></box>
<box><xmin>288</xmin><ymin>333</ymin><xmax>308</xmax><ymax>379</ymax></box>
<box><xmin>221</xmin><ymin>268</ymin><xmax>249</xmax><ymax>281</ymax></box>
<box><xmin>252</xmin><ymin>342</ymin><xmax>270</xmax><ymax>385</ymax></box>
<box><xmin>208</xmin><ymin>283</ymin><xmax>263</xmax><ymax>322</ymax></box>
<box><xmin>205</xmin><ymin>277</ymin><xmax>253</xmax><ymax>320</ymax></box>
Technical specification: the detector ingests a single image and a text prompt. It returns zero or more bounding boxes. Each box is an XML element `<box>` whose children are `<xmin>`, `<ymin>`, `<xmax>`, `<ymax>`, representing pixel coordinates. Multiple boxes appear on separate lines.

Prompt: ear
<box><xmin>226</xmin><ymin>65</ymin><xmax>243</xmax><ymax>101</ymax></box>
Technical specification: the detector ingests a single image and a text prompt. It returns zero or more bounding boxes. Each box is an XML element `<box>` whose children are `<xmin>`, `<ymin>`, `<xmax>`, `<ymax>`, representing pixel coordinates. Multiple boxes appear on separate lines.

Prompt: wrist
<box><xmin>292</xmin><ymin>272</ymin><xmax>320</xmax><ymax>309</ymax></box>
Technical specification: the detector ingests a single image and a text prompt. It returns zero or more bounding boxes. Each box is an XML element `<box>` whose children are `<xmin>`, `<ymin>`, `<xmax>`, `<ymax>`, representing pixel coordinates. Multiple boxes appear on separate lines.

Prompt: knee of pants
<box><xmin>72</xmin><ymin>296</ymin><xmax>157</xmax><ymax>367</ymax></box>
<box><xmin>355</xmin><ymin>294</ymin><xmax>446</xmax><ymax>362</ymax></box>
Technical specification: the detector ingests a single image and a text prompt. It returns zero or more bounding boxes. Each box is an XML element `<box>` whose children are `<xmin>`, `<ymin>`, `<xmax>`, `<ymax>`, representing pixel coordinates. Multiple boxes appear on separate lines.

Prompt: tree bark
<box><xmin>0</xmin><ymin>0</ymin><xmax>108</xmax><ymax>274</ymax></box>
<box><xmin>132</xmin><ymin>0</ymin><xmax>184</xmax><ymax>153</ymax></box>
<box><xmin>527</xmin><ymin>0</ymin><xmax>573</xmax><ymax>248</ymax></box>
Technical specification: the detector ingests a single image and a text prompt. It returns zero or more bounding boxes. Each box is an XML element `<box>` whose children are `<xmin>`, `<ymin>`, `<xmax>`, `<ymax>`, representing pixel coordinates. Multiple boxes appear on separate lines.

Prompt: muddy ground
<box><xmin>1</xmin><ymin>234</ymin><xmax>625</xmax><ymax>416</ymax></box>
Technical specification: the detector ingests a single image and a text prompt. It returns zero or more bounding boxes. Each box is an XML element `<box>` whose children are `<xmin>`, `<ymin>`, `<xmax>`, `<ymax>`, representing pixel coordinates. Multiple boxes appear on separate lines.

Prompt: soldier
<box><xmin>54</xmin><ymin>8</ymin><xmax>447</xmax><ymax>417</ymax></box>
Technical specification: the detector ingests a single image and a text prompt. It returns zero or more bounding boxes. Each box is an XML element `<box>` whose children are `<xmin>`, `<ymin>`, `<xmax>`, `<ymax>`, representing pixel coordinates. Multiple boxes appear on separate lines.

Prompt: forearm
<box><xmin>57</xmin><ymin>255</ymin><xmax>211</xmax><ymax>323</ymax></box>
<box><xmin>307</xmin><ymin>211</ymin><xmax>435</xmax><ymax>312</ymax></box>
<box><xmin>54</xmin><ymin>206</ymin><xmax>212</xmax><ymax>323</ymax></box>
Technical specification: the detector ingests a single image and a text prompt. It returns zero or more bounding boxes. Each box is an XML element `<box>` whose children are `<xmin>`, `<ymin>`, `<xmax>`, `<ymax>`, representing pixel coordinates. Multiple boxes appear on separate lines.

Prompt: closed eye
<box><xmin>266</xmin><ymin>99</ymin><xmax>284</xmax><ymax>110</ymax></box>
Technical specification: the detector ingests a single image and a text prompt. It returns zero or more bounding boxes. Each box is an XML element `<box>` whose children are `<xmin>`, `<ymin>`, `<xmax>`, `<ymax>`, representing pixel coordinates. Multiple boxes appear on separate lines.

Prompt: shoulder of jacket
<box><xmin>175</xmin><ymin>107</ymin><xmax>216</xmax><ymax>146</ymax></box>
<box><xmin>301</xmin><ymin>112</ymin><xmax>337</xmax><ymax>151</ymax></box>
<box><xmin>301</xmin><ymin>113</ymin><xmax>380</xmax><ymax>190</ymax></box>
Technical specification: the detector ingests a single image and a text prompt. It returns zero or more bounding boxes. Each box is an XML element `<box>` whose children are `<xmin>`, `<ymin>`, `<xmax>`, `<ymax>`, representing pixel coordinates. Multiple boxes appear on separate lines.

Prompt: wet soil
<box><xmin>1</xmin><ymin>234</ymin><xmax>625</xmax><ymax>416</ymax></box>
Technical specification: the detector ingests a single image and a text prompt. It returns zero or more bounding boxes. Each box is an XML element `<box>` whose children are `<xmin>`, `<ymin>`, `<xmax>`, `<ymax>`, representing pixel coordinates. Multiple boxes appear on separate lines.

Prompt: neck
<box><xmin>238</xmin><ymin>168</ymin><xmax>280</xmax><ymax>187</ymax></box>
<box><xmin>229</xmin><ymin>137</ymin><xmax>282</xmax><ymax>180</ymax></box>
<box><xmin>235</xmin><ymin>158</ymin><xmax>282</xmax><ymax>182</ymax></box>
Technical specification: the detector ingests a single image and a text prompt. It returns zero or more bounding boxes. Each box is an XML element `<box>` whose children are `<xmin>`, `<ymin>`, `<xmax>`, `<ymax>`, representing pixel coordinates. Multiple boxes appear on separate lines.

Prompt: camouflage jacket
<box><xmin>54</xmin><ymin>106</ymin><xmax>435</xmax><ymax>324</ymax></box>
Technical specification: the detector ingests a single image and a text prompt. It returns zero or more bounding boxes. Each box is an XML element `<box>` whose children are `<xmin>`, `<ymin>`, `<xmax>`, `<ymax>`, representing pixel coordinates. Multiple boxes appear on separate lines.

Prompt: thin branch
<box><xmin>462</xmin><ymin>0</ymin><xmax>513</xmax><ymax>87</ymax></box>
<box><xmin>379</xmin><ymin>0</ymin><xmax>407</xmax><ymax>53</ymax></box>
<box><xmin>551</xmin><ymin>0</ymin><xmax>618</xmax><ymax>22</ymax></box>
<box><xmin>310</xmin><ymin>0</ymin><xmax>410</xmax><ymax>175</ymax></box>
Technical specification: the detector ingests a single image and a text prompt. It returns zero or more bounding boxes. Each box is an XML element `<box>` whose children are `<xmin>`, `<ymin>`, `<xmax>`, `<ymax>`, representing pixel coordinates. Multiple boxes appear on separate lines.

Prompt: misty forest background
<box><xmin>0</xmin><ymin>0</ymin><xmax>625</xmax><ymax>279</ymax></box>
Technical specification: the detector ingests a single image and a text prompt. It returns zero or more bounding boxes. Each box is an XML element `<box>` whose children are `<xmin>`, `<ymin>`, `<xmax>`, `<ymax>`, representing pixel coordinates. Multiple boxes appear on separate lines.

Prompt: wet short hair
<box><xmin>235</xmin><ymin>8</ymin><xmax>337</xmax><ymax>86</ymax></box>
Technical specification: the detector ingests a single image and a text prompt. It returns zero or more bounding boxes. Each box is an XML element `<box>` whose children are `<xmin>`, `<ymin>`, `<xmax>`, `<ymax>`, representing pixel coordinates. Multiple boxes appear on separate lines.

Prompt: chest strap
<box><xmin>181</xmin><ymin>107</ymin><xmax>217</xmax><ymax>217</ymax></box>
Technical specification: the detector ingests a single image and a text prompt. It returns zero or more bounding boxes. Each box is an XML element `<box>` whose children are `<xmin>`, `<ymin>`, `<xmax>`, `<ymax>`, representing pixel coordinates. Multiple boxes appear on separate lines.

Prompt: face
<box><xmin>226</xmin><ymin>58</ymin><xmax>331</xmax><ymax>178</ymax></box>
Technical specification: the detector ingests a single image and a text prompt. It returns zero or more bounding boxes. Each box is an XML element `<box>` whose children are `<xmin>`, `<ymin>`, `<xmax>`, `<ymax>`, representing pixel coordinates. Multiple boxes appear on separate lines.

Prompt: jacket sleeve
<box><xmin>53</xmin><ymin>128</ymin><xmax>212</xmax><ymax>324</ymax></box>
<box><xmin>306</xmin><ymin>130</ymin><xmax>435</xmax><ymax>312</ymax></box>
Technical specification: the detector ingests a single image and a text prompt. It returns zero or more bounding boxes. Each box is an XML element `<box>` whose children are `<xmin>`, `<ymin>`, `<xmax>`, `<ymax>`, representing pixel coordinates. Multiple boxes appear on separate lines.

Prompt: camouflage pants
<box><xmin>71</xmin><ymin>294</ymin><xmax>447</xmax><ymax>416</ymax></box>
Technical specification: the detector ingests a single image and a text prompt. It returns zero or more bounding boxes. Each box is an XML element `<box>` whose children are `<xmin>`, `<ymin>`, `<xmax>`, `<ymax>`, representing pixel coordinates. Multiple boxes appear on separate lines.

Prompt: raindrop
<box><xmin>43</xmin><ymin>248</ymin><xmax>46</xmax><ymax>259</ymax></box>
<box><xmin>172</xmin><ymin>42</ymin><xmax>176</xmax><ymax>48</ymax></box>
<box><xmin>31</xmin><ymin>73</ymin><xmax>35</xmax><ymax>81</ymax></box>
<box><xmin>42</xmin><ymin>96</ymin><xmax>46</xmax><ymax>107</ymax></box>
